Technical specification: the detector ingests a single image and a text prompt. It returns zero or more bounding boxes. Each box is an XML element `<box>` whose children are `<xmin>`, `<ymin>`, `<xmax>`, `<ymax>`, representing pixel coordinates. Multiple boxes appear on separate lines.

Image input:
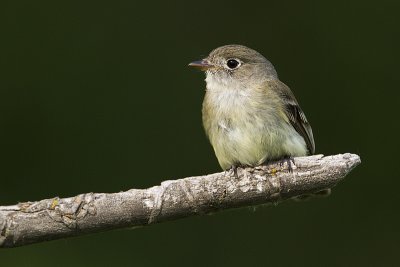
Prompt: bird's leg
<box><xmin>279</xmin><ymin>156</ymin><xmax>295</xmax><ymax>172</ymax></box>
<box><xmin>229</xmin><ymin>165</ymin><xmax>239</xmax><ymax>179</ymax></box>
<box><xmin>227</xmin><ymin>164</ymin><xmax>244</xmax><ymax>179</ymax></box>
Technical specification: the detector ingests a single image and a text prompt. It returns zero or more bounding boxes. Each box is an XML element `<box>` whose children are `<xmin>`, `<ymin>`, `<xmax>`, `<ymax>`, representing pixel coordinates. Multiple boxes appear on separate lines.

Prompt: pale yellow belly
<box><xmin>209</xmin><ymin>118</ymin><xmax>307</xmax><ymax>170</ymax></box>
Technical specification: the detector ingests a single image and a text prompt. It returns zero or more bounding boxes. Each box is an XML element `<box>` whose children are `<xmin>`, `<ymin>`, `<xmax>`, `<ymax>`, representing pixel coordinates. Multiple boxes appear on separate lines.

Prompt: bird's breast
<box><xmin>202</xmin><ymin>78</ymin><xmax>307</xmax><ymax>170</ymax></box>
<box><xmin>202</xmin><ymin>85</ymin><xmax>268</xmax><ymax>169</ymax></box>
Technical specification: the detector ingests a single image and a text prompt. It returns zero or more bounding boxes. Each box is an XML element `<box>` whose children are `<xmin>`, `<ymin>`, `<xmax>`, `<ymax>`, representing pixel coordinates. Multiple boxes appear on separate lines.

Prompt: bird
<box><xmin>189</xmin><ymin>44</ymin><xmax>315</xmax><ymax>172</ymax></box>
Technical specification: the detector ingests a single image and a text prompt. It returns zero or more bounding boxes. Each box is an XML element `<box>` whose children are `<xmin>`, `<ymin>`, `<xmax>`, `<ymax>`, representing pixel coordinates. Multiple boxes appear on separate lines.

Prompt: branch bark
<box><xmin>0</xmin><ymin>153</ymin><xmax>360</xmax><ymax>248</ymax></box>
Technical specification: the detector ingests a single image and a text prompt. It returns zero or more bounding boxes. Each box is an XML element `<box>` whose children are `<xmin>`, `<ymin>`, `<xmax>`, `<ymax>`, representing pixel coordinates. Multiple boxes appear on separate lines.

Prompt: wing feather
<box><xmin>266</xmin><ymin>80</ymin><xmax>315</xmax><ymax>154</ymax></box>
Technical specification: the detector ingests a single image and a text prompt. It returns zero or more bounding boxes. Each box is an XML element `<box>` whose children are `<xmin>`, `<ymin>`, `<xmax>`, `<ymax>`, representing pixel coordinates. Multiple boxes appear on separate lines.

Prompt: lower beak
<box><xmin>188</xmin><ymin>60</ymin><xmax>213</xmax><ymax>70</ymax></box>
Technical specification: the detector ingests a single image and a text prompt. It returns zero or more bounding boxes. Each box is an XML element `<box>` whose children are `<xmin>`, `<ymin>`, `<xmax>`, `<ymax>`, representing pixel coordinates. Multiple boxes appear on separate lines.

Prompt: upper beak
<box><xmin>188</xmin><ymin>59</ymin><xmax>213</xmax><ymax>71</ymax></box>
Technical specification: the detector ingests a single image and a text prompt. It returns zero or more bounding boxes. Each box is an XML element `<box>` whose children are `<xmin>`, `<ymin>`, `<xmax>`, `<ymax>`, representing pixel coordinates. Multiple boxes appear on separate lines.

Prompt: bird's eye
<box><xmin>226</xmin><ymin>59</ymin><xmax>240</xmax><ymax>69</ymax></box>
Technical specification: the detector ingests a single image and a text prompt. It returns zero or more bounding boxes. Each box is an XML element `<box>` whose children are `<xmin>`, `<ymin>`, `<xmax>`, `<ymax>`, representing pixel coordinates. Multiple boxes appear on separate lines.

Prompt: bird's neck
<box><xmin>204</xmin><ymin>74</ymin><xmax>256</xmax><ymax>115</ymax></box>
<box><xmin>205</xmin><ymin>73</ymin><xmax>247</xmax><ymax>93</ymax></box>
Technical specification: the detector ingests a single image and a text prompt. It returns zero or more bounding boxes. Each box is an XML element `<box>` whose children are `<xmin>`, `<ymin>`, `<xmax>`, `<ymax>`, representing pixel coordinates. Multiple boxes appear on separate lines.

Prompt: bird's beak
<box><xmin>188</xmin><ymin>59</ymin><xmax>213</xmax><ymax>71</ymax></box>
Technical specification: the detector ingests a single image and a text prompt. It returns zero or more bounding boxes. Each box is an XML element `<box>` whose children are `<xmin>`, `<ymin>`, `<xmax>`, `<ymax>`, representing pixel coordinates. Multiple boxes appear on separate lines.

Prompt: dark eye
<box><xmin>226</xmin><ymin>59</ymin><xmax>240</xmax><ymax>69</ymax></box>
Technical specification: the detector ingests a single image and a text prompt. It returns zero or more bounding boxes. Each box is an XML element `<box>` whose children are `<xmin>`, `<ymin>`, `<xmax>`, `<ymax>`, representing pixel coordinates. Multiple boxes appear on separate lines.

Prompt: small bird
<box><xmin>189</xmin><ymin>44</ymin><xmax>315</xmax><ymax>171</ymax></box>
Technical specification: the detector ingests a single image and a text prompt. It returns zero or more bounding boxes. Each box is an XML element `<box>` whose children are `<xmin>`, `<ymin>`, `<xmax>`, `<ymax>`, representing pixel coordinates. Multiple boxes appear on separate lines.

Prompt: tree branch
<box><xmin>0</xmin><ymin>153</ymin><xmax>360</xmax><ymax>248</ymax></box>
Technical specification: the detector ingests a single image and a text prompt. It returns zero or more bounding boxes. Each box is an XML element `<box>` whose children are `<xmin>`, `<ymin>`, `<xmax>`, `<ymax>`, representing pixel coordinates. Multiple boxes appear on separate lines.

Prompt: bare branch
<box><xmin>0</xmin><ymin>153</ymin><xmax>360</xmax><ymax>248</ymax></box>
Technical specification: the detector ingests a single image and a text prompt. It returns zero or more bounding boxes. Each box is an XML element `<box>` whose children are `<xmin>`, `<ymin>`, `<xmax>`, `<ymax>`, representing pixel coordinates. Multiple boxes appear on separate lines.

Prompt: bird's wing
<box><xmin>266</xmin><ymin>79</ymin><xmax>315</xmax><ymax>154</ymax></box>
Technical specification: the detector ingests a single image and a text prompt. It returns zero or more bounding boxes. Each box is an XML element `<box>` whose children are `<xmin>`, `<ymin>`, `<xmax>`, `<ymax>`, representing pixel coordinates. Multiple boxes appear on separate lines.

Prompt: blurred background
<box><xmin>0</xmin><ymin>0</ymin><xmax>398</xmax><ymax>266</ymax></box>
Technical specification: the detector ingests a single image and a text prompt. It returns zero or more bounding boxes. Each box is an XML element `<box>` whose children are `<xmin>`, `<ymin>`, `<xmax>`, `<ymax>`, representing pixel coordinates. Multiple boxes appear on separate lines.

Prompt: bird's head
<box><xmin>189</xmin><ymin>44</ymin><xmax>278</xmax><ymax>89</ymax></box>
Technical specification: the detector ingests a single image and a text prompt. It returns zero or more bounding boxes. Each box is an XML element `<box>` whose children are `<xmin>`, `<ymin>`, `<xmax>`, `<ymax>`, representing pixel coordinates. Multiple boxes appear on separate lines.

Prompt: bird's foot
<box><xmin>278</xmin><ymin>156</ymin><xmax>295</xmax><ymax>172</ymax></box>
<box><xmin>227</xmin><ymin>164</ymin><xmax>245</xmax><ymax>179</ymax></box>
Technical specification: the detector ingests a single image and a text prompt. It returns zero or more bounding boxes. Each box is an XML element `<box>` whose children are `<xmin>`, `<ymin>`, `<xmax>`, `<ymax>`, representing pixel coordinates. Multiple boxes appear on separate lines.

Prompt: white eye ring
<box><xmin>226</xmin><ymin>58</ymin><xmax>241</xmax><ymax>69</ymax></box>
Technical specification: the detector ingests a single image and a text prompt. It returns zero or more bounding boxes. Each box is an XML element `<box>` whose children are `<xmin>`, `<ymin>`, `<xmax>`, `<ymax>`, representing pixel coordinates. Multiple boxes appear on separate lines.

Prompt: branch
<box><xmin>0</xmin><ymin>153</ymin><xmax>360</xmax><ymax>248</ymax></box>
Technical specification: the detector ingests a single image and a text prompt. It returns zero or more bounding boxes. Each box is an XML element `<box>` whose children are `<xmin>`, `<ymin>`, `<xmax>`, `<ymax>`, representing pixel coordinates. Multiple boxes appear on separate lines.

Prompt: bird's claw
<box><xmin>228</xmin><ymin>164</ymin><xmax>243</xmax><ymax>179</ymax></box>
<box><xmin>279</xmin><ymin>156</ymin><xmax>295</xmax><ymax>172</ymax></box>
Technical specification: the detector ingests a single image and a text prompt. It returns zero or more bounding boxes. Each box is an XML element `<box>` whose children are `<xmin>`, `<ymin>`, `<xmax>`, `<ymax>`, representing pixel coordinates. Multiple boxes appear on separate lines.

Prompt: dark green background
<box><xmin>1</xmin><ymin>0</ymin><xmax>399</xmax><ymax>266</ymax></box>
